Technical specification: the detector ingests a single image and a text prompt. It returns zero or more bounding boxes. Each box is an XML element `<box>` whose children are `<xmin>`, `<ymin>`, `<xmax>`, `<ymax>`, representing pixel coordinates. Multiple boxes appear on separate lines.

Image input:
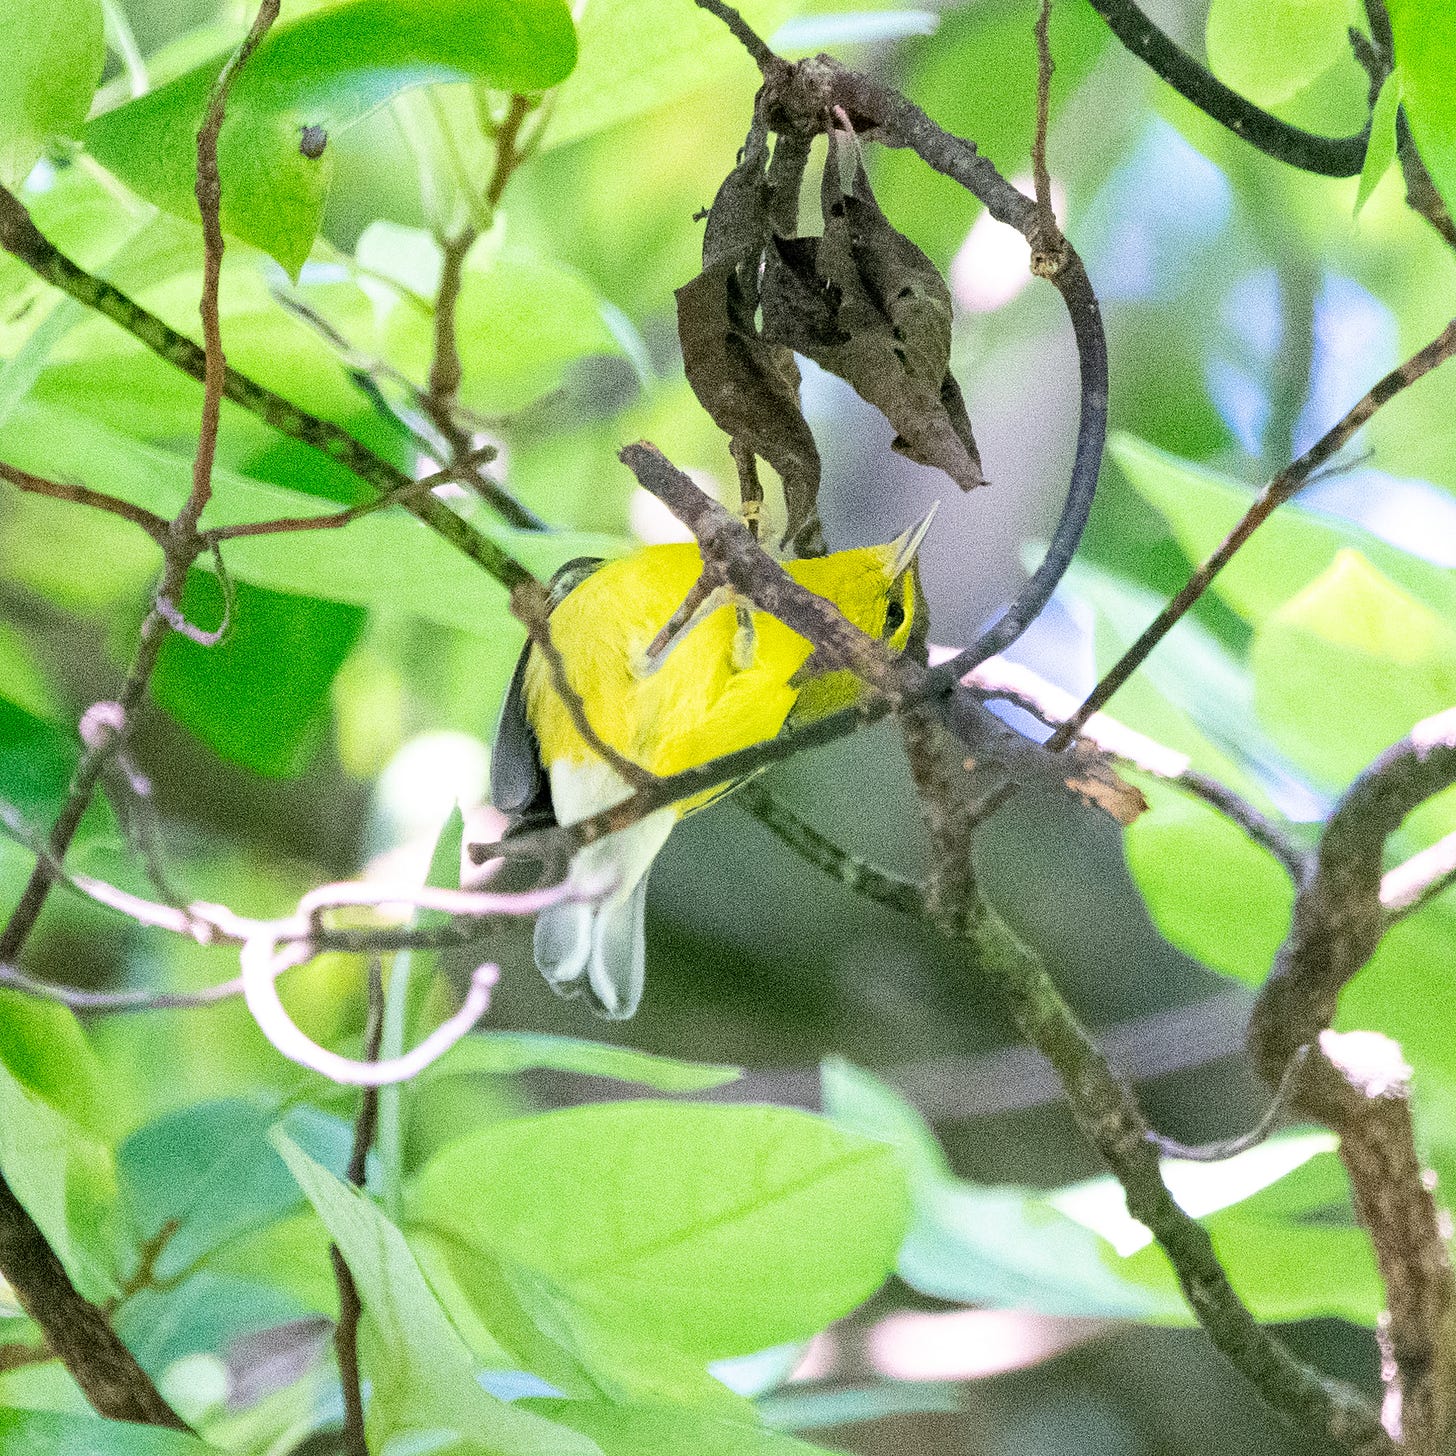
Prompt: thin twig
<box><xmin>735</xmin><ymin>780</ymin><xmax>928</xmax><ymax>917</ymax></box>
<box><xmin>1149</xmin><ymin>1045</ymin><xmax>1310</xmax><ymax>1162</ymax></box>
<box><xmin>420</xmin><ymin>93</ymin><xmax>547</xmax><ymax>533</ymax></box>
<box><xmin>0</xmin><ymin>461</ymin><xmax>171</xmax><ymax>545</ymax></box>
<box><xmin>692</xmin><ymin>0</ymin><xmax>785</xmax><ymax>74</ymax></box>
<box><xmin>1048</xmin><ymin>316</ymin><xmax>1456</xmax><ymax>750</ymax></box>
<box><xmin>1031</xmin><ymin>0</ymin><xmax>1057</xmax><ymax>239</ymax></box>
<box><xmin>0</xmin><ymin>184</ymin><xmax>534</xmax><ymax>591</ymax></box>
<box><xmin>963</xmin><ymin>655</ymin><xmax>1308</xmax><ymax>877</ymax></box>
<box><xmin>1383</xmin><ymin>829</ymin><xmax>1456</xmax><ymax>919</ymax></box>
<box><xmin>331</xmin><ymin>959</ymin><xmax>383</xmax><ymax>1456</ymax></box>
<box><xmin>182</xmin><ymin>0</ymin><xmax>281</xmax><ymax>542</ymax></box>
<box><xmin>204</xmin><ymin>448</ymin><xmax>496</xmax><ymax>540</ymax></box>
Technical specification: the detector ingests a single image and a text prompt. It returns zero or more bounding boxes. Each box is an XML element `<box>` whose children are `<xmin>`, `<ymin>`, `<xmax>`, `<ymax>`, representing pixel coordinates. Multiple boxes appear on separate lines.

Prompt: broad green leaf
<box><xmin>412</xmin><ymin>1101</ymin><xmax>910</xmax><ymax>1359</ymax></box>
<box><xmin>1205</xmin><ymin>0</ymin><xmax>1356</xmax><ymax>109</ymax></box>
<box><xmin>0</xmin><ymin>1057</ymin><xmax>117</xmax><ymax>1303</ymax></box>
<box><xmin>0</xmin><ymin>0</ymin><xmax>104</xmax><ymax>185</ymax></box>
<box><xmin>85</xmin><ymin>0</ymin><xmax>578</xmax><ymax>274</ymax></box>
<box><xmin>1337</xmin><ymin>901</ymin><xmax>1456</xmax><ymax>1098</ymax></box>
<box><xmin>542</xmin><ymin>0</ymin><xmax>794</xmax><ymax>151</ymax></box>
<box><xmin>1356</xmin><ymin>70</ymin><xmax>1404</xmax><ymax>215</ymax></box>
<box><xmin>821</xmin><ymin>1061</ymin><xmax>1176</xmax><ymax>1319</ymax></box>
<box><xmin>272</xmin><ymin>1131</ymin><xmax>600</xmax><ymax>1455</ymax></box>
<box><xmin>0</xmin><ymin>990</ymin><xmax>107</xmax><ymax>1136</ymax></box>
<box><xmin>1110</xmin><ymin>434</ymin><xmax>1456</xmax><ymax>625</ymax></box>
<box><xmin>0</xmin><ymin>1407</ymin><xmax>223</xmax><ymax>1455</ymax></box>
<box><xmin>424</xmin><ymin>1032</ymin><xmax>743</xmax><ymax>1092</ymax></box>
<box><xmin>826</xmin><ymin>1062</ymin><xmax>1380</xmax><ymax>1326</ymax></box>
<box><xmin>1058</xmin><ymin>559</ymin><xmax>1296</xmax><ymax>808</ymax></box>
<box><xmin>0</xmin><ymin>399</ymin><xmax>627</xmax><ymax>633</ymax></box>
<box><xmin>360</xmin><ymin>223</ymin><xmax>624</xmax><ymax>416</ymax></box>
<box><xmin>1122</xmin><ymin>779</ymin><xmax>1295</xmax><ymax>986</ymax></box>
<box><xmin>152</xmin><ymin>572</ymin><xmax>365</xmax><ymax>779</ymax></box>
<box><xmin>518</xmin><ymin>1401</ymin><xmax>839</xmax><ymax>1456</ymax></box>
<box><xmin>1389</xmin><ymin>0</ymin><xmax>1456</xmax><ymax>214</ymax></box>
<box><xmin>118</xmin><ymin>1100</ymin><xmax>353</xmax><ymax>1281</ymax></box>
<box><xmin>758</xmin><ymin>1381</ymin><xmax>961</xmax><ymax>1432</ymax></box>
<box><xmin>1252</xmin><ymin>550</ymin><xmax>1456</xmax><ymax>787</ymax></box>
<box><xmin>415</xmin><ymin>1228</ymin><xmax>756</xmax><ymax>1412</ymax></box>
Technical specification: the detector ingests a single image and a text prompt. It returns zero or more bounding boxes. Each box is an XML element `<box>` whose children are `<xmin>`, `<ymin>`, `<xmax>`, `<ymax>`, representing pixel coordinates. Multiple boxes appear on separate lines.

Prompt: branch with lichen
<box><xmin>1251</xmin><ymin>708</ymin><xmax>1456</xmax><ymax>1452</ymax></box>
<box><xmin>896</xmin><ymin>703</ymin><xmax>1394</xmax><ymax>1455</ymax></box>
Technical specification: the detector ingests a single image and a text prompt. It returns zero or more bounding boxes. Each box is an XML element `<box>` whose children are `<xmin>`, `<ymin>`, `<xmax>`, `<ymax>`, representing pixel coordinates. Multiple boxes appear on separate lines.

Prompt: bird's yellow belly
<box><xmin>524</xmin><ymin>543</ymin><xmax>815</xmax><ymax>817</ymax></box>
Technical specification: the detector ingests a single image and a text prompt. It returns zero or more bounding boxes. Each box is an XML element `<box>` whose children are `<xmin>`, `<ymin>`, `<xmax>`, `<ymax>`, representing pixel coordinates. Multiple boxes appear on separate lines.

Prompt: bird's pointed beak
<box><xmin>889</xmin><ymin>501</ymin><xmax>939</xmax><ymax>579</ymax></box>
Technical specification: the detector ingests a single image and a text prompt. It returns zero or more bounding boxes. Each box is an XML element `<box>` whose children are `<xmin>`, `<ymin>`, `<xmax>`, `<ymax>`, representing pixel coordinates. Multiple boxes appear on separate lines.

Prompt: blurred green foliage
<box><xmin>0</xmin><ymin>0</ymin><xmax>1454</xmax><ymax>1452</ymax></box>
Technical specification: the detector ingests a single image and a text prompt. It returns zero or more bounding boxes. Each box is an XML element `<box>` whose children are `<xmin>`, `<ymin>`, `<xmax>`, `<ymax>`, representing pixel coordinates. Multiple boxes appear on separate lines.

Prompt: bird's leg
<box><xmin>732</xmin><ymin>601</ymin><xmax>757</xmax><ymax>672</ymax></box>
<box><xmin>637</xmin><ymin>573</ymin><xmax>730</xmax><ymax>675</ymax></box>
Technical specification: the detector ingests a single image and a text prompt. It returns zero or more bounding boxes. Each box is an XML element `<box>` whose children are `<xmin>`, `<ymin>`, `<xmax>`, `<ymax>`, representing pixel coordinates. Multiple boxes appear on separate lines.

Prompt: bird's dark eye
<box><xmin>884</xmin><ymin>598</ymin><xmax>906</xmax><ymax>634</ymax></box>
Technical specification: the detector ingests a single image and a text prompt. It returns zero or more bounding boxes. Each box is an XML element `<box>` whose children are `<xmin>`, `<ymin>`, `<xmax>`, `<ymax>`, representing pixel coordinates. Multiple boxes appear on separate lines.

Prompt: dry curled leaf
<box><xmin>1064</xmin><ymin>745</ymin><xmax>1149</xmax><ymax>826</ymax></box>
<box><xmin>677</xmin><ymin>109</ymin><xmax>823</xmax><ymax>555</ymax></box>
<box><xmin>761</xmin><ymin>129</ymin><xmax>985</xmax><ymax>494</ymax></box>
<box><xmin>676</xmin><ymin>258</ymin><xmax>823</xmax><ymax>544</ymax></box>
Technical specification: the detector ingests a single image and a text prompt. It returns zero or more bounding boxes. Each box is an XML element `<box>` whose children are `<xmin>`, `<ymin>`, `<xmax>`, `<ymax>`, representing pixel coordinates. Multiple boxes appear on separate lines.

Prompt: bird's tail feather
<box><xmin>533</xmin><ymin>809</ymin><xmax>674</xmax><ymax>1019</ymax></box>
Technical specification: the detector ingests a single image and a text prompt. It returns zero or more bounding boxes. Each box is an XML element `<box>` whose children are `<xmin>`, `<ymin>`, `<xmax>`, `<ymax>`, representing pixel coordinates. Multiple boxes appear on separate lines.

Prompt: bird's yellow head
<box><xmin>785</xmin><ymin>504</ymin><xmax>935</xmax><ymax>720</ymax></box>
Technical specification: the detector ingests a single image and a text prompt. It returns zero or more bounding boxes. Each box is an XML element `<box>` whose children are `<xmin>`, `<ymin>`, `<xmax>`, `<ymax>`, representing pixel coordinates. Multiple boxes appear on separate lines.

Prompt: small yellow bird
<box><xmin>491</xmin><ymin>508</ymin><xmax>934</xmax><ymax>1018</ymax></box>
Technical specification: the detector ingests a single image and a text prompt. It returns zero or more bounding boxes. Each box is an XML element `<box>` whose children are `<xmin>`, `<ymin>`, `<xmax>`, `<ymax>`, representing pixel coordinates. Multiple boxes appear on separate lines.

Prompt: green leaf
<box><xmin>1388</xmin><ymin>0</ymin><xmax>1456</xmax><ymax>215</ymax></box>
<box><xmin>821</xmin><ymin>1061</ymin><xmax>1176</xmax><ymax>1320</ymax></box>
<box><xmin>361</xmin><ymin>224</ymin><xmax>625</xmax><ymax>416</ymax></box>
<box><xmin>152</xmin><ymin>572</ymin><xmax>365</xmax><ymax>778</ymax></box>
<box><xmin>0</xmin><ymin>990</ymin><xmax>108</xmax><ymax>1136</ymax></box>
<box><xmin>118</xmin><ymin>1100</ymin><xmax>353</xmax><ymax>1281</ymax></box>
<box><xmin>411</xmin><ymin>1101</ymin><xmax>910</xmax><ymax>1358</ymax></box>
<box><xmin>0</xmin><ymin>1056</ymin><xmax>117</xmax><ymax>1303</ymax></box>
<box><xmin>1122</xmin><ymin>778</ymin><xmax>1295</xmax><ymax>986</ymax></box>
<box><xmin>1251</xmin><ymin>550</ymin><xmax>1456</xmax><ymax>787</ymax></box>
<box><xmin>424</xmin><ymin>1032</ymin><xmax>743</xmax><ymax>1093</ymax></box>
<box><xmin>1356</xmin><ymin>69</ymin><xmax>1403</xmax><ymax>215</ymax></box>
<box><xmin>272</xmin><ymin>1131</ymin><xmax>600</xmax><ymax>1455</ymax></box>
<box><xmin>1058</xmin><ymin>559</ymin><xmax>1292</xmax><ymax>805</ymax></box>
<box><xmin>758</xmin><ymin>1381</ymin><xmax>961</xmax><ymax>1432</ymax></box>
<box><xmin>1205</xmin><ymin>0</ymin><xmax>1356</xmax><ymax>109</ymax></box>
<box><xmin>825</xmin><ymin>1063</ymin><xmax>1380</xmax><ymax>1326</ymax></box>
<box><xmin>542</xmin><ymin>0</ymin><xmax>794</xmax><ymax>151</ymax></box>
<box><xmin>0</xmin><ymin>1407</ymin><xmax>223</xmax><ymax>1455</ymax></box>
<box><xmin>414</xmin><ymin>1228</ymin><xmax>754</xmax><ymax>1412</ymax></box>
<box><xmin>0</xmin><ymin>0</ymin><xmax>104</xmax><ymax>185</ymax></box>
<box><xmin>1110</xmin><ymin>434</ymin><xmax>1456</xmax><ymax>624</ymax></box>
<box><xmin>85</xmin><ymin>0</ymin><xmax>578</xmax><ymax>274</ymax></box>
<box><xmin>1338</xmin><ymin>902</ymin><xmax>1456</xmax><ymax>1101</ymax></box>
<box><xmin>0</xmin><ymin>398</ymin><xmax>627</xmax><ymax>632</ymax></box>
<box><xmin>518</xmin><ymin>1401</ymin><xmax>840</xmax><ymax>1456</ymax></box>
